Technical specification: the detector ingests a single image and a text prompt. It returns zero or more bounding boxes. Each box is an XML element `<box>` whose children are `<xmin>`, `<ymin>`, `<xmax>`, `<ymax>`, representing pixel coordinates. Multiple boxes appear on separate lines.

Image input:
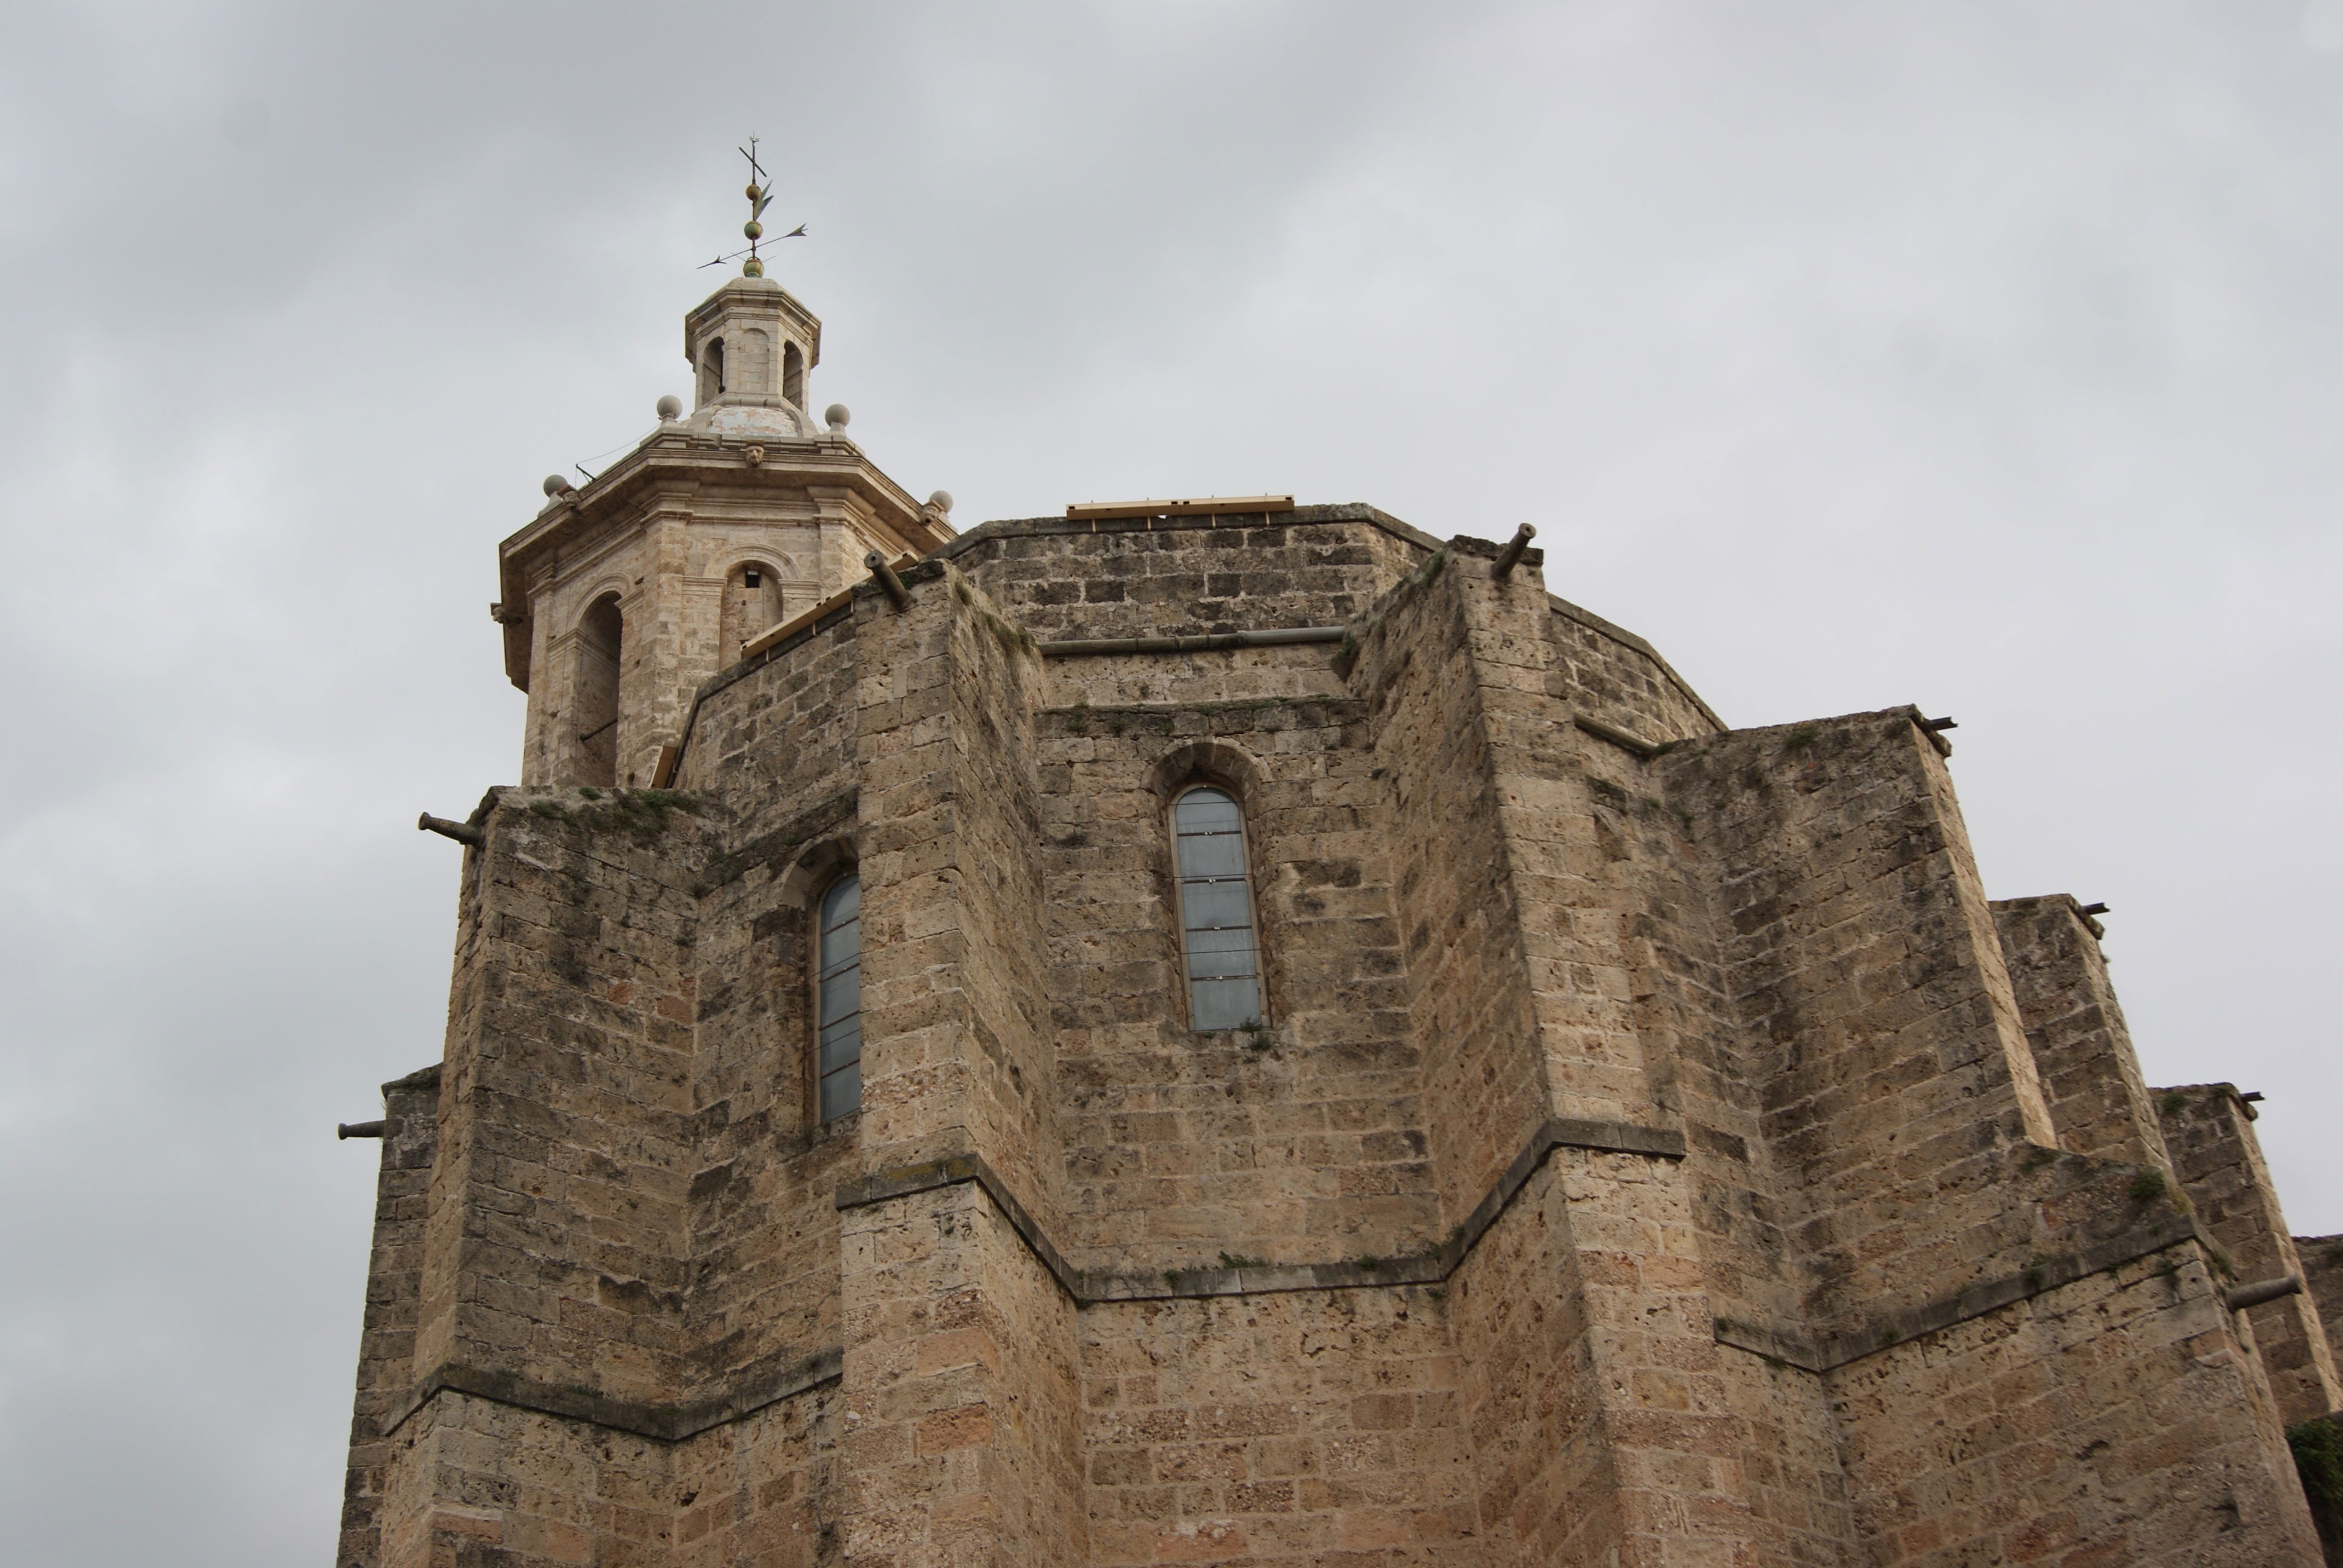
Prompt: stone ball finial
<box><xmin>927</xmin><ymin>490</ymin><xmax>954</xmax><ymax>514</ymax></box>
<box><xmin>542</xmin><ymin>474</ymin><xmax>574</xmax><ymax>498</ymax></box>
<box><xmin>825</xmin><ymin>403</ymin><xmax>851</xmax><ymax>432</ymax></box>
<box><xmin>655</xmin><ymin>394</ymin><xmax>682</xmax><ymax>421</ymax></box>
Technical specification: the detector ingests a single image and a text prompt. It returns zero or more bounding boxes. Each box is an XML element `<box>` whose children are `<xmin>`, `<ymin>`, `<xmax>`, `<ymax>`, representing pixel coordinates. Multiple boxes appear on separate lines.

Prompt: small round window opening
<box><xmin>1171</xmin><ymin>786</ymin><xmax>1263</xmax><ymax>1030</ymax></box>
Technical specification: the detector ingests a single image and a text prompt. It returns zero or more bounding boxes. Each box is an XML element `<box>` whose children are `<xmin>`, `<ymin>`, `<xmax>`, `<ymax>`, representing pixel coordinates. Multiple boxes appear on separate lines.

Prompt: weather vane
<box><xmin>700</xmin><ymin>138</ymin><xmax>806</xmax><ymax>276</ymax></box>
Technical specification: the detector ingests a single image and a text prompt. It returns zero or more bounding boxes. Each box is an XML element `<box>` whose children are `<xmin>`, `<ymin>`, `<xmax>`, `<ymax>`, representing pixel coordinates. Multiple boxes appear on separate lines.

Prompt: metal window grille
<box><xmin>817</xmin><ymin>875</ymin><xmax>862</xmax><ymax>1120</ymax></box>
<box><xmin>1172</xmin><ymin>787</ymin><xmax>1262</xmax><ymax>1030</ymax></box>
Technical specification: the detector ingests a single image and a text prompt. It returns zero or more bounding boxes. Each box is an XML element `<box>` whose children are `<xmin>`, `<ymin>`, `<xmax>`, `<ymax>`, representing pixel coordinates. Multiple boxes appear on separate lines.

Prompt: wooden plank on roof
<box><xmin>1066</xmin><ymin>495</ymin><xmax>1295</xmax><ymax>521</ymax></box>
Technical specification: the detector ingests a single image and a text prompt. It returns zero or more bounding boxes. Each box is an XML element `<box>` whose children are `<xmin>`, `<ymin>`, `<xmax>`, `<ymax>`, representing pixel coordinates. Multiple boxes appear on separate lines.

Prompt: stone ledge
<box><xmin>1713</xmin><ymin>1209</ymin><xmax>2201</xmax><ymax>1374</ymax></box>
<box><xmin>378</xmin><ymin>1346</ymin><xmax>842</xmax><ymax>1443</ymax></box>
<box><xmin>835</xmin><ymin>1116</ymin><xmax>1686</xmax><ymax>1305</ymax></box>
<box><xmin>931</xmin><ymin>501</ymin><xmax>1446</xmax><ymax>560</ymax></box>
<box><xmin>381</xmin><ymin>1062</ymin><xmax>442</xmax><ymax>1096</ymax></box>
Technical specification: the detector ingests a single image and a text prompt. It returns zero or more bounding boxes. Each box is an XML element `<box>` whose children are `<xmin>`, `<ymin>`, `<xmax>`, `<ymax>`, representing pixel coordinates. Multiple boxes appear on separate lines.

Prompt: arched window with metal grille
<box><xmin>1170</xmin><ymin>786</ymin><xmax>1263</xmax><ymax>1030</ymax></box>
<box><xmin>816</xmin><ymin>874</ymin><xmax>862</xmax><ymax>1121</ymax></box>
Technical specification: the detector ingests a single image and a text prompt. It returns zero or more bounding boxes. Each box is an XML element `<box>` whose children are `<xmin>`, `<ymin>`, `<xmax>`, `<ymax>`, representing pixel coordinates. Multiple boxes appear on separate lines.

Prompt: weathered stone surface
<box><xmin>338</xmin><ymin>276</ymin><xmax>2334</xmax><ymax>1566</ymax></box>
<box><xmin>2156</xmin><ymin>1083</ymin><xmax>2343</xmax><ymax>1426</ymax></box>
<box><xmin>2301</xmin><ymin>1232</ymin><xmax>2343</xmax><ymax>1389</ymax></box>
<box><xmin>1993</xmin><ymin>893</ymin><xmax>2174</xmax><ymax>1172</ymax></box>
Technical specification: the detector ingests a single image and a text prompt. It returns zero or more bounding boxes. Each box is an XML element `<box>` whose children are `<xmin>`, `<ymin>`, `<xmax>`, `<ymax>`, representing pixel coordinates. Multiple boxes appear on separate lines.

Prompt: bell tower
<box><xmin>489</xmin><ymin>161</ymin><xmax>954</xmax><ymax>789</ymax></box>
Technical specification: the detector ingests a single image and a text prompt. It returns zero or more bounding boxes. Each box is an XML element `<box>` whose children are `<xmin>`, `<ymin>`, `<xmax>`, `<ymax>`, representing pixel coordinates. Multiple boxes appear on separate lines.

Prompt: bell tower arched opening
<box><xmin>573</xmin><ymin>593</ymin><xmax>623</xmax><ymax>787</ymax></box>
<box><xmin>698</xmin><ymin>338</ymin><xmax>726</xmax><ymax>405</ymax></box>
<box><xmin>783</xmin><ymin>341</ymin><xmax>806</xmax><ymax>408</ymax></box>
<box><xmin>720</xmin><ymin>561</ymin><xmax>785</xmax><ymax>662</ymax></box>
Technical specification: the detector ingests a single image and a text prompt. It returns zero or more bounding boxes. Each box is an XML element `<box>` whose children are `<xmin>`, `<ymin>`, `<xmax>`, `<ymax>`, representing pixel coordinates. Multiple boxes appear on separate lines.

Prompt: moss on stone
<box><xmin>2288</xmin><ymin>1419</ymin><xmax>2343</xmax><ymax>1522</ymax></box>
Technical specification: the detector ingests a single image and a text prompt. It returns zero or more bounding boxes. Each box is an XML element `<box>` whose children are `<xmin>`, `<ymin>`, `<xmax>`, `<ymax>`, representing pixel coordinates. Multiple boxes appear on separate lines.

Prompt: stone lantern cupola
<box><xmin>685</xmin><ymin>275</ymin><xmax>821</xmax><ymax>428</ymax></box>
<box><xmin>491</xmin><ymin>267</ymin><xmax>952</xmax><ymax>792</ymax></box>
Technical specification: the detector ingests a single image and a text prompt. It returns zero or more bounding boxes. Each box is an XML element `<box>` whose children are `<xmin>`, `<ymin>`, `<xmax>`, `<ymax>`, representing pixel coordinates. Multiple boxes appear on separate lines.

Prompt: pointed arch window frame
<box><xmin>1169</xmin><ymin>783</ymin><xmax>1267</xmax><ymax>1033</ymax></box>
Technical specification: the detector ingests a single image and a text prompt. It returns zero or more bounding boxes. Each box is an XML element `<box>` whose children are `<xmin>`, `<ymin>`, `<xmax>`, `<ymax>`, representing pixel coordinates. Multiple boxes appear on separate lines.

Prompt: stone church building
<box><xmin>336</xmin><ymin>260</ymin><xmax>2343</xmax><ymax>1566</ymax></box>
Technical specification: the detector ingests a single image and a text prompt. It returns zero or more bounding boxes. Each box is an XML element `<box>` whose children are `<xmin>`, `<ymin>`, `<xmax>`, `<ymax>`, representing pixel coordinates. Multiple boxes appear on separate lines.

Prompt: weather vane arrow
<box><xmin>700</xmin><ymin>137</ymin><xmax>807</xmax><ymax>275</ymax></box>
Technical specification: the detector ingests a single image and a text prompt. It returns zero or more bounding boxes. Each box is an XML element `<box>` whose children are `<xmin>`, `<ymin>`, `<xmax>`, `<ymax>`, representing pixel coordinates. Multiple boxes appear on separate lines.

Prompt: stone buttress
<box><xmin>341</xmin><ymin>498</ymin><xmax>2333</xmax><ymax>1566</ymax></box>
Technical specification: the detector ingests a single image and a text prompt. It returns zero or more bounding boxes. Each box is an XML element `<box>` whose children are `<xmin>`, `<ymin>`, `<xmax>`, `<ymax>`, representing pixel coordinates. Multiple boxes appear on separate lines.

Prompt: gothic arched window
<box><xmin>816</xmin><ymin>874</ymin><xmax>862</xmax><ymax>1121</ymax></box>
<box><xmin>1171</xmin><ymin>786</ymin><xmax>1263</xmax><ymax>1030</ymax></box>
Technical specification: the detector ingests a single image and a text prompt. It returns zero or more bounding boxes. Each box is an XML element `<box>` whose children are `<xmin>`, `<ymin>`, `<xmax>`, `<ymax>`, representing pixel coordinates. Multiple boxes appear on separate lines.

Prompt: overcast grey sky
<box><xmin>1</xmin><ymin>3</ymin><xmax>2338</xmax><ymax>1563</ymax></box>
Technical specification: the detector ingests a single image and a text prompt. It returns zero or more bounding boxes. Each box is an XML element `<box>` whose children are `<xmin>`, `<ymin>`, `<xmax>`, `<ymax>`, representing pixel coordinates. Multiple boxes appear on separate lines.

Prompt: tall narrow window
<box><xmin>816</xmin><ymin>874</ymin><xmax>862</xmax><ymax>1121</ymax></box>
<box><xmin>1172</xmin><ymin>786</ymin><xmax>1262</xmax><ymax>1030</ymax></box>
<box><xmin>783</xmin><ymin>341</ymin><xmax>806</xmax><ymax>407</ymax></box>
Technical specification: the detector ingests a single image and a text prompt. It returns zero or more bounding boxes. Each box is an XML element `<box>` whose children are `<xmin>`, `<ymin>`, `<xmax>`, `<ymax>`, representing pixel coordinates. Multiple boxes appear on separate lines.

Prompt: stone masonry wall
<box><xmin>1347</xmin><ymin>551</ymin><xmax>1548</xmax><ymax>1229</ymax></box>
<box><xmin>1639</xmin><ymin>705</ymin><xmax>2323</xmax><ymax>1563</ymax></box>
<box><xmin>1543</xmin><ymin>728</ymin><xmax>1855</xmax><ymax>1565</ymax></box>
<box><xmin>838</xmin><ymin>1180</ymin><xmax>1086</xmax><ymax>1568</ymax></box>
<box><xmin>376</xmin><ymin>1393</ymin><xmax>669</xmax><ymax>1568</ymax></box>
<box><xmin>2157</xmin><ymin>1084</ymin><xmax>2343</xmax><ymax>1426</ymax></box>
<box><xmin>2301</xmin><ymin>1233</ymin><xmax>2343</xmax><ymax>1388</ymax></box>
<box><xmin>1424</xmin><ymin>546</ymin><xmax>1781</xmax><ymax>1564</ymax></box>
<box><xmin>942</xmin><ymin>509</ymin><xmax>1417</xmax><ymax>643</ymax></box>
<box><xmin>853</xmin><ymin>561</ymin><xmax>1060</xmax><ymax>1219</ymax></box>
<box><xmin>1515</xmin><ymin>609</ymin><xmax>1863</xmax><ymax>1567</ymax></box>
<box><xmin>349</xmin><ymin>499</ymin><xmax>2335</xmax><ymax>1568</ymax></box>
<box><xmin>1452</xmin><ymin>550</ymin><xmax>1673</xmax><ymax>1132</ymax></box>
<box><xmin>1714</xmin><ymin>1348</ymin><xmax>1854</xmax><ymax>1568</ymax></box>
<box><xmin>1080</xmin><ymin>1285</ymin><xmax>1476</xmax><ymax>1566</ymax></box>
<box><xmin>1541</xmin><ymin>598</ymin><xmax>1720</xmax><ymax>747</ymax></box>
<box><xmin>410</xmin><ymin>790</ymin><xmax>709</xmax><ymax>1413</ymax></box>
<box><xmin>939</xmin><ymin>506</ymin><xmax>1720</xmax><ymax>750</ymax></box>
<box><xmin>667</xmin><ymin>1389</ymin><xmax>842</xmax><ymax>1568</ymax></box>
<box><xmin>353</xmin><ymin>777</ymin><xmax>847</xmax><ymax>1567</ymax></box>
<box><xmin>1452</xmin><ymin>1150</ymin><xmax>1771</xmax><ymax>1568</ymax></box>
<box><xmin>1827</xmin><ymin>1245</ymin><xmax>2322</xmax><ymax>1566</ymax></box>
<box><xmin>338</xmin><ymin>1067</ymin><xmax>442</xmax><ymax>1568</ymax></box>
<box><xmin>678</xmin><ymin>604</ymin><xmax>866</xmax><ymax>1412</ymax></box>
<box><xmin>1036</xmin><ymin>691</ymin><xmax>1432</xmax><ymax>1275</ymax></box>
<box><xmin>676</xmin><ymin>596</ymin><xmax>860</xmax><ymax>822</ymax></box>
<box><xmin>838</xmin><ymin>562</ymin><xmax>1089</xmax><ymax>1567</ymax></box>
<box><xmin>369</xmin><ymin>1382</ymin><xmax>839</xmax><ymax>1568</ymax></box>
<box><xmin>1992</xmin><ymin>895</ymin><xmax>2174</xmax><ymax>1172</ymax></box>
<box><xmin>1659</xmin><ymin>711</ymin><xmax>2061</xmax><ymax>1338</ymax></box>
<box><xmin>1447</xmin><ymin>1164</ymin><xmax>1624</xmax><ymax>1566</ymax></box>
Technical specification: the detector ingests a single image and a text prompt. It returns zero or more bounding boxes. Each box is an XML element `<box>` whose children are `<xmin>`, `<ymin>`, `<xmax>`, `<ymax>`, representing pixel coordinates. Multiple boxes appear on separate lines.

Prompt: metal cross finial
<box><xmin>739</xmin><ymin>139</ymin><xmax>769</xmax><ymax>276</ymax></box>
<box><xmin>699</xmin><ymin>137</ymin><xmax>808</xmax><ymax>276</ymax></box>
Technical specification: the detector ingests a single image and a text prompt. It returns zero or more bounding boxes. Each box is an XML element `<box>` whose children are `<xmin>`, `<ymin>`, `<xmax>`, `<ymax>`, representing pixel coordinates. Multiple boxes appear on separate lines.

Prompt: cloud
<box><xmin>1</xmin><ymin>2</ymin><xmax>2337</xmax><ymax>1561</ymax></box>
